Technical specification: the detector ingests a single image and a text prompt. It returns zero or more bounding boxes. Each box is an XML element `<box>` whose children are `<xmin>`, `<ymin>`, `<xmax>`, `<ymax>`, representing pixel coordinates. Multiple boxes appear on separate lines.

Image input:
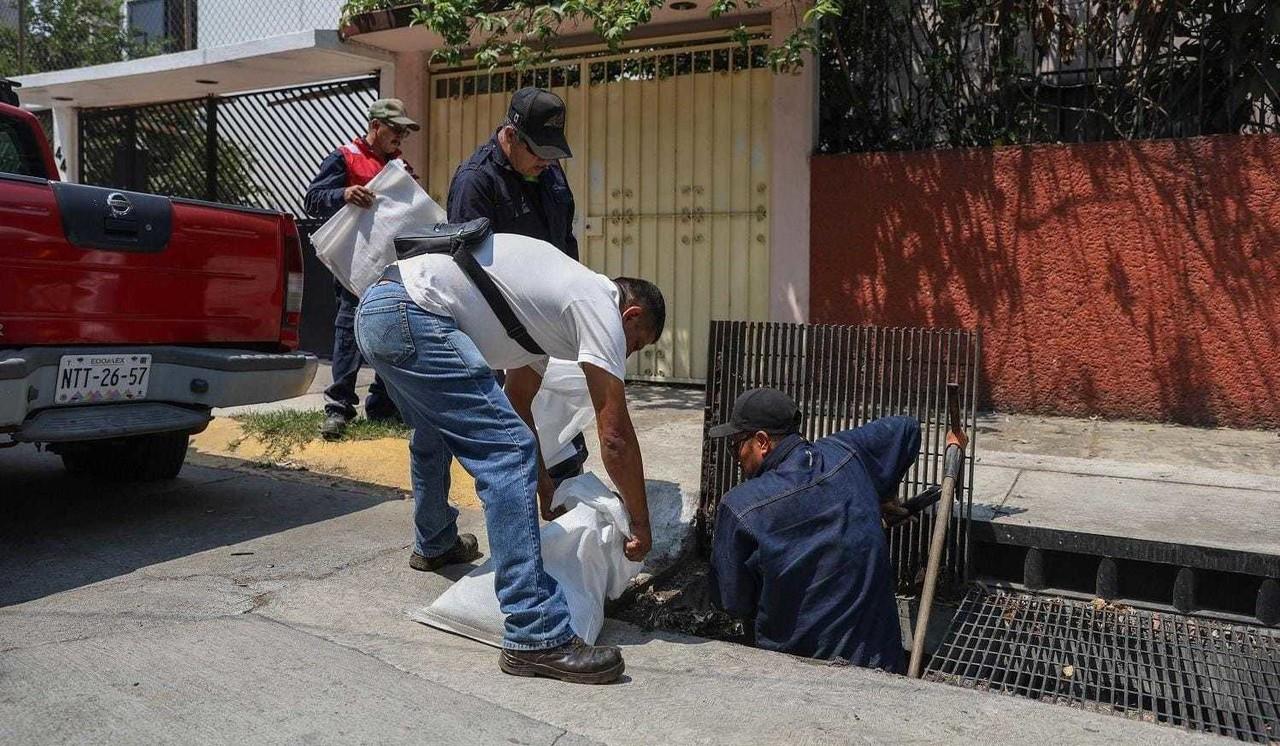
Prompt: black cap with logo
<box><xmin>508</xmin><ymin>87</ymin><xmax>572</xmax><ymax>160</ymax></box>
<box><xmin>708</xmin><ymin>388</ymin><xmax>802</xmax><ymax>439</ymax></box>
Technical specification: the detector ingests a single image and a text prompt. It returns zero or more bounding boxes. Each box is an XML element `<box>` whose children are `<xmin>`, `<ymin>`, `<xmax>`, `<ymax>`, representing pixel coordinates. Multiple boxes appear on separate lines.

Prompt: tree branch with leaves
<box><xmin>340</xmin><ymin>0</ymin><xmax>844</xmax><ymax>71</ymax></box>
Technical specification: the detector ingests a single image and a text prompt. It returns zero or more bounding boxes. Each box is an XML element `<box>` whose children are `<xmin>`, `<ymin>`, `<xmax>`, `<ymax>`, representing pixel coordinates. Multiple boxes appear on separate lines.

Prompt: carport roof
<box><xmin>13</xmin><ymin>30</ymin><xmax>392</xmax><ymax>110</ymax></box>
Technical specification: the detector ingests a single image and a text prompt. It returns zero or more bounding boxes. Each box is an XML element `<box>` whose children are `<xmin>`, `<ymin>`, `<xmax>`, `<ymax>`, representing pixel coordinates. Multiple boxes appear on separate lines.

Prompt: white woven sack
<box><xmin>411</xmin><ymin>473</ymin><xmax>642</xmax><ymax>647</ymax></box>
<box><xmin>310</xmin><ymin>159</ymin><xmax>446</xmax><ymax>297</ymax></box>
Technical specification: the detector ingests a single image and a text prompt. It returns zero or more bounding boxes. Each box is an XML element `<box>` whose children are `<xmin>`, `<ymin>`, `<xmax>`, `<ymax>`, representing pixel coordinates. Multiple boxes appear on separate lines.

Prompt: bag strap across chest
<box><xmin>394</xmin><ymin>218</ymin><xmax>546</xmax><ymax>356</ymax></box>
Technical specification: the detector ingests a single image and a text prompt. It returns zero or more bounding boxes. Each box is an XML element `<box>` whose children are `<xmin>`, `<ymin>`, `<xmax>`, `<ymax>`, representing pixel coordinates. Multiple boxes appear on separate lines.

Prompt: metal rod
<box><xmin>909</xmin><ymin>382</ymin><xmax>964</xmax><ymax>678</ymax></box>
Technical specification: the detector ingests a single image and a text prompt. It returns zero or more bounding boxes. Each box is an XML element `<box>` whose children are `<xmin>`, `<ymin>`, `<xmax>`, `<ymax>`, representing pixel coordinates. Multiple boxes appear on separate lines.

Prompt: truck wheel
<box><xmin>60</xmin><ymin>432</ymin><xmax>190</xmax><ymax>481</ymax></box>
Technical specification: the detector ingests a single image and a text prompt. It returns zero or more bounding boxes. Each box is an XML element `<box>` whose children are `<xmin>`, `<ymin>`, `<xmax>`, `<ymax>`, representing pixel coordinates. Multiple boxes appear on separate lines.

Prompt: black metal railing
<box><xmin>697</xmin><ymin>321</ymin><xmax>981</xmax><ymax>592</ymax></box>
<box><xmin>1</xmin><ymin>0</ymin><xmax>344</xmax><ymax>77</ymax></box>
<box><xmin>79</xmin><ymin>75</ymin><xmax>378</xmax><ymax>216</ymax></box>
<box><xmin>820</xmin><ymin>0</ymin><xmax>1280</xmax><ymax>153</ymax></box>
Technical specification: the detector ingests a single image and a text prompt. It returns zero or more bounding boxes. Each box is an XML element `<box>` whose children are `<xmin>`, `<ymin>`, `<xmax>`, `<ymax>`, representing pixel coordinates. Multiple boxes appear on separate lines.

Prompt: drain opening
<box><xmin>926</xmin><ymin>588</ymin><xmax>1280</xmax><ymax>743</ymax></box>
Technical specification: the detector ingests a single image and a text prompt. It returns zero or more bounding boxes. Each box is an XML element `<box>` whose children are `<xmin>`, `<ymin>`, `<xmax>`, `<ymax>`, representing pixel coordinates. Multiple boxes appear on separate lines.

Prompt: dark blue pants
<box><xmin>324</xmin><ymin>280</ymin><xmax>398</xmax><ymax>421</ymax></box>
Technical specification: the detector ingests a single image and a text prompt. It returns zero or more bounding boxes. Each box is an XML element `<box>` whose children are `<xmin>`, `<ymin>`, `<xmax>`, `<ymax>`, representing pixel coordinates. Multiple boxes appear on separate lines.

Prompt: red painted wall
<box><xmin>810</xmin><ymin>135</ymin><xmax>1280</xmax><ymax>427</ymax></box>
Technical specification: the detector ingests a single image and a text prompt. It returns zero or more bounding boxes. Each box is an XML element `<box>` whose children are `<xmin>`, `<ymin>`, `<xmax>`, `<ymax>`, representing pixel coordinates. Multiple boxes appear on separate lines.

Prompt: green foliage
<box><xmin>819</xmin><ymin>0</ymin><xmax>1280</xmax><ymax>153</ymax></box>
<box><xmin>340</xmin><ymin>0</ymin><xmax>837</xmax><ymax>72</ymax></box>
<box><xmin>0</xmin><ymin>0</ymin><xmax>170</xmax><ymax>77</ymax></box>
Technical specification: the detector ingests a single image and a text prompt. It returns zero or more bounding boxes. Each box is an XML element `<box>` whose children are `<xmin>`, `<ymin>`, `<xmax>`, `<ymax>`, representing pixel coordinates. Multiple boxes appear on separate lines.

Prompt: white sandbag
<box><xmin>411</xmin><ymin>472</ymin><xmax>642</xmax><ymax>647</ymax></box>
<box><xmin>309</xmin><ymin>159</ymin><xmax>447</xmax><ymax>297</ymax></box>
<box><xmin>532</xmin><ymin>359</ymin><xmax>595</xmax><ymax>466</ymax></box>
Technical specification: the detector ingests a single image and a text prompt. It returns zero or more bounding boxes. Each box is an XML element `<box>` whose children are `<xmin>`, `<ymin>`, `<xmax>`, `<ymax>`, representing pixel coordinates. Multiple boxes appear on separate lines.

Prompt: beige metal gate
<box><xmin>426</xmin><ymin>36</ymin><xmax>772</xmax><ymax>382</ymax></box>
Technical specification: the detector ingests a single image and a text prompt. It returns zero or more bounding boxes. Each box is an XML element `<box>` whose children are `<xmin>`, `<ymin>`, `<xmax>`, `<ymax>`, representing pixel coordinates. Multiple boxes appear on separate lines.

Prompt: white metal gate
<box><xmin>427</xmin><ymin>36</ymin><xmax>772</xmax><ymax>382</ymax></box>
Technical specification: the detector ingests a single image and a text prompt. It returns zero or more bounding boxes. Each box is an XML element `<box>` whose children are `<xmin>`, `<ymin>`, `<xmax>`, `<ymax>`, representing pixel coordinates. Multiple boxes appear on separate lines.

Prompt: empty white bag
<box><xmin>411</xmin><ymin>473</ymin><xmax>642</xmax><ymax>647</ymax></box>
<box><xmin>309</xmin><ymin>159</ymin><xmax>447</xmax><ymax>298</ymax></box>
<box><xmin>532</xmin><ymin>359</ymin><xmax>595</xmax><ymax>468</ymax></box>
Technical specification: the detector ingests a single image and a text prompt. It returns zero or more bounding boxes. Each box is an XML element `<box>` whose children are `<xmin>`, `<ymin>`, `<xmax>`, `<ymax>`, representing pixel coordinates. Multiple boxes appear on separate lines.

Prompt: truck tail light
<box><xmin>280</xmin><ymin>219</ymin><xmax>304</xmax><ymax>351</ymax></box>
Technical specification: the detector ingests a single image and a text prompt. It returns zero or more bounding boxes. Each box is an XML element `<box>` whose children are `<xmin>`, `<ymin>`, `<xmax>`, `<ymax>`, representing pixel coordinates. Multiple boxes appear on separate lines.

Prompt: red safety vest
<box><xmin>340</xmin><ymin>137</ymin><xmax>415</xmax><ymax>186</ymax></box>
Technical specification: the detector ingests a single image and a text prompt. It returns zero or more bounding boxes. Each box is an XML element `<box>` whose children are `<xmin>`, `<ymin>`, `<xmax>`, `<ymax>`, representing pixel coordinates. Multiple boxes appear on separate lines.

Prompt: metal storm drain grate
<box><xmin>926</xmin><ymin>588</ymin><xmax>1280</xmax><ymax>743</ymax></box>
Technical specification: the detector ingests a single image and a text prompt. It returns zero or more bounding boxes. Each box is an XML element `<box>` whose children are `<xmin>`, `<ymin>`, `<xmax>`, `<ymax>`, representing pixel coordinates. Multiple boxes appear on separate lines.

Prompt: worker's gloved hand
<box><xmin>946</xmin><ymin>428</ymin><xmax>968</xmax><ymax>451</ymax></box>
<box><xmin>880</xmin><ymin>500</ymin><xmax>912</xmax><ymax>530</ymax></box>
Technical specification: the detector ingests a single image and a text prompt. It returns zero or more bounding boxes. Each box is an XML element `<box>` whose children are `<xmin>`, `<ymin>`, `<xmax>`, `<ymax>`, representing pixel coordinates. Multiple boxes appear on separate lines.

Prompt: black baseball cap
<box><xmin>508</xmin><ymin>87</ymin><xmax>572</xmax><ymax>160</ymax></box>
<box><xmin>708</xmin><ymin>388</ymin><xmax>802</xmax><ymax>439</ymax></box>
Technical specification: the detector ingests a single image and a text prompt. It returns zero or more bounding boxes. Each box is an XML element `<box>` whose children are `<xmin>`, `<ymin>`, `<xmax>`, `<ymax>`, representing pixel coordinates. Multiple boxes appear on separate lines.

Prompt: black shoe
<box><xmin>320</xmin><ymin>413</ymin><xmax>349</xmax><ymax>441</ymax></box>
<box><xmin>499</xmin><ymin>636</ymin><xmax>625</xmax><ymax>685</ymax></box>
<box><xmin>367</xmin><ymin>411</ymin><xmax>403</xmax><ymax>426</ymax></box>
<box><xmin>409</xmin><ymin>534</ymin><xmax>481</xmax><ymax>571</ymax></box>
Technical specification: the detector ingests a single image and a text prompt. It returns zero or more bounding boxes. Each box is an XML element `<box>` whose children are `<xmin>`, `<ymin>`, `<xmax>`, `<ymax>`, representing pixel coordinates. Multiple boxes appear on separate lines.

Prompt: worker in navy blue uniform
<box><xmin>304</xmin><ymin>99</ymin><xmax>418</xmax><ymax>440</ymax></box>
<box><xmin>707</xmin><ymin>388</ymin><xmax>925</xmax><ymax>673</ymax></box>
<box><xmin>447</xmin><ymin>87</ymin><xmax>588</xmax><ymax>483</ymax></box>
<box><xmin>446</xmin><ymin>87</ymin><xmax>578</xmax><ymax>261</ymax></box>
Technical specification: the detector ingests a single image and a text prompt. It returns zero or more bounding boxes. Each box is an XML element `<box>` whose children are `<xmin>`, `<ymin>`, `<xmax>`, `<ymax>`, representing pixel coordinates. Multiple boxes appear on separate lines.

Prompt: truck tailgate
<box><xmin>0</xmin><ymin>179</ymin><xmax>289</xmax><ymax>347</ymax></box>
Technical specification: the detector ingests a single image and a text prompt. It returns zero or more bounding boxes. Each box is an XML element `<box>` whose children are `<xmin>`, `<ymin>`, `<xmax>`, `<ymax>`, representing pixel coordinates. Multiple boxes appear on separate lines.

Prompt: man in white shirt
<box><xmin>355</xmin><ymin>230</ymin><xmax>664</xmax><ymax>684</ymax></box>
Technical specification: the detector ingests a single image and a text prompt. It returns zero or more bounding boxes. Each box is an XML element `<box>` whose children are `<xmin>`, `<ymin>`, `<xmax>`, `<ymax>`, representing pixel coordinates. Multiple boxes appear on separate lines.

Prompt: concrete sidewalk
<box><xmin>972</xmin><ymin>412</ymin><xmax>1280</xmax><ymax>557</ymax></box>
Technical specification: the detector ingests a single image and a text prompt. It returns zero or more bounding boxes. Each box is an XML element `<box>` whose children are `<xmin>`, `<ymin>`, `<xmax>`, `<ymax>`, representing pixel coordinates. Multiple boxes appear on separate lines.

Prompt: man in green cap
<box><xmin>305</xmin><ymin>98</ymin><xmax>422</xmax><ymax>441</ymax></box>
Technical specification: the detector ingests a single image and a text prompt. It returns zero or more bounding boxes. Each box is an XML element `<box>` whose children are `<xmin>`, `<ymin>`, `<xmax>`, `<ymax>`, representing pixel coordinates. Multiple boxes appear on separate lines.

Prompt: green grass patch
<box><xmin>230</xmin><ymin>409</ymin><xmax>410</xmax><ymax>462</ymax></box>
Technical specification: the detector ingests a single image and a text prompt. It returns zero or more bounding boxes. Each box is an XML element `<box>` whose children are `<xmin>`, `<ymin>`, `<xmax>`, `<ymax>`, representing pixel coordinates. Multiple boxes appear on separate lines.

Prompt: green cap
<box><xmin>368</xmin><ymin>98</ymin><xmax>420</xmax><ymax>131</ymax></box>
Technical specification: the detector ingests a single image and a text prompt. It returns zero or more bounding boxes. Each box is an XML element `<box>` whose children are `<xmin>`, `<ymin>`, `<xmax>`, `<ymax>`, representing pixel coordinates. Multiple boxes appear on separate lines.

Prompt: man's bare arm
<box><xmin>581</xmin><ymin>363</ymin><xmax>651</xmax><ymax>561</ymax></box>
<box><xmin>504</xmin><ymin>365</ymin><xmax>563</xmax><ymax>520</ymax></box>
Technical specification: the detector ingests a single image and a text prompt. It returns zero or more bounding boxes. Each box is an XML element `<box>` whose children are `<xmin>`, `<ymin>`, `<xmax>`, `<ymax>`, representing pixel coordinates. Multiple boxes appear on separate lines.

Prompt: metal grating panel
<box><xmin>697</xmin><ymin>321</ymin><xmax>981</xmax><ymax>591</ymax></box>
<box><xmin>927</xmin><ymin>588</ymin><xmax>1280</xmax><ymax>743</ymax></box>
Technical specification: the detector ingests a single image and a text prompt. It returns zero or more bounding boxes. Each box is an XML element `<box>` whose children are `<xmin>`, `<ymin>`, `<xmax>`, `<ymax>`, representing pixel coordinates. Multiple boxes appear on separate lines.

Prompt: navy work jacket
<box><xmin>446</xmin><ymin>133</ymin><xmax>579</xmax><ymax>261</ymax></box>
<box><xmin>709</xmin><ymin>417</ymin><xmax>922</xmax><ymax>672</ymax></box>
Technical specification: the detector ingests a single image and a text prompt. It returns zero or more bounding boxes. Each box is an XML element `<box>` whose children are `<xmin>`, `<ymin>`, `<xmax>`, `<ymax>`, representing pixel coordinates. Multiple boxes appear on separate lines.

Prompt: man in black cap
<box><xmin>447</xmin><ymin>86</ymin><xmax>578</xmax><ymax>261</ymax></box>
<box><xmin>447</xmin><ymin>86</ymin><xmax>588</xmax><ymax>482</ymax></box>
<box><xmin>706</xmin><ymin>387</ymin><xmax>941</xmax><ymax>673</ymax></box>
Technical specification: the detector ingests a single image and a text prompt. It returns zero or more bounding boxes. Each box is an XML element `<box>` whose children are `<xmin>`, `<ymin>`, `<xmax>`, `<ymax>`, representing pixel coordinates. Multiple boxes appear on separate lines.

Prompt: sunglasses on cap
<box><xmin>378</xmin><ymin>119</ymin><xmax>409</xmax><ymax>136</ymax></box>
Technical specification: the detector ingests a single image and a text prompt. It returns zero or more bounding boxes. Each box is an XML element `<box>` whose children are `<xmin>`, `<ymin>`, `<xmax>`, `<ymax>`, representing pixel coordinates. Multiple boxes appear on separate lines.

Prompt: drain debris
<box><xmin>612</xmin><ymin>557</ymin><xmax>747</xmax><ymax>643</ymax></box>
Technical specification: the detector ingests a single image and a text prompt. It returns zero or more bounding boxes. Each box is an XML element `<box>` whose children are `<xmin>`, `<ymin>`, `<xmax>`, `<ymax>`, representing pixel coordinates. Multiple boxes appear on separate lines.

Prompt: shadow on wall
<box><xmin>809</xmin><ymin>134</ymin><xmax>1280</xmax><ymax>427</ymax></box>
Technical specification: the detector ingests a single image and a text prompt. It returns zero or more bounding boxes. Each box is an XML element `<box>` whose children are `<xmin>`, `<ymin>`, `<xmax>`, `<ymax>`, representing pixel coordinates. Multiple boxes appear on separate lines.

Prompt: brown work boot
<box><xmin>499</xmin><ymin>636</ymin><xmax>625</xmax><ymax>685</ymax></box>
<box><xmin>409</xmin><ymin>534</ymin><xmax>481</xmax><ymax>572</ymax></box>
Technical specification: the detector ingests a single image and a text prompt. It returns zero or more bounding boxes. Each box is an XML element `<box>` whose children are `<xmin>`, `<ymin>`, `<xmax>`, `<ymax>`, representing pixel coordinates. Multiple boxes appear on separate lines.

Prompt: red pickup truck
<box><xmin>0</xmin><ymin>90</ymin><xmax>317</xmax><ymax>480</ymax></box>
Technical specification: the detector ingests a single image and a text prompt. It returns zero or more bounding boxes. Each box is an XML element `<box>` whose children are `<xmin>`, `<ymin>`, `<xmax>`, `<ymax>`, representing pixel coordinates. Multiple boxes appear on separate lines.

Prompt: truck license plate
<box><xmin>55</xmin><ymin>354</ymin><xmax>152</xmax><ymax>405</ymax></box>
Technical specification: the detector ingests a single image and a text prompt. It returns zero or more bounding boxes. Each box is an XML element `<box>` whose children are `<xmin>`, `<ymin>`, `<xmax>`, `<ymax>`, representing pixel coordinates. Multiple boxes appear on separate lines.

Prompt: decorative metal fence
<box><xmin>697</xmin><ymin>321</ymin><xmax>981</xmax><ymax>592</ymax></box>
<box><xmin>79</xmin><ymin>75</ymin><xmax>378</xmax><ymax>215</ymax></box>
<box><xmin>820</xmin><ymin>0</ymin><xmax>1280</xmax><ymax>153</ymax></box>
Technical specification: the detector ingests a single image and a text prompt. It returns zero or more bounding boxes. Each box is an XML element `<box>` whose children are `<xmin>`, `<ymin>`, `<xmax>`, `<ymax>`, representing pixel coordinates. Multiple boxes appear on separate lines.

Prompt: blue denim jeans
<box><xmin>354</xmin><ymin>278</ymin><xmax>574</xmax><ymax>651</ymax></box>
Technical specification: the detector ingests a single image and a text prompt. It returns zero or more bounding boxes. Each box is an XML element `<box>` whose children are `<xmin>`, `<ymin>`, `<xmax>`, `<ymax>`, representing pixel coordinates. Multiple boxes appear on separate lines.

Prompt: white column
<box><xmin>51</xmin><ymin>106</ymin><xmax>79</xmax><ymax>182</ymax></box>
<box><xmin>768</xmin><ymin>9</ymin><xmax>818</xmax><ymax>323</ymax></box>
